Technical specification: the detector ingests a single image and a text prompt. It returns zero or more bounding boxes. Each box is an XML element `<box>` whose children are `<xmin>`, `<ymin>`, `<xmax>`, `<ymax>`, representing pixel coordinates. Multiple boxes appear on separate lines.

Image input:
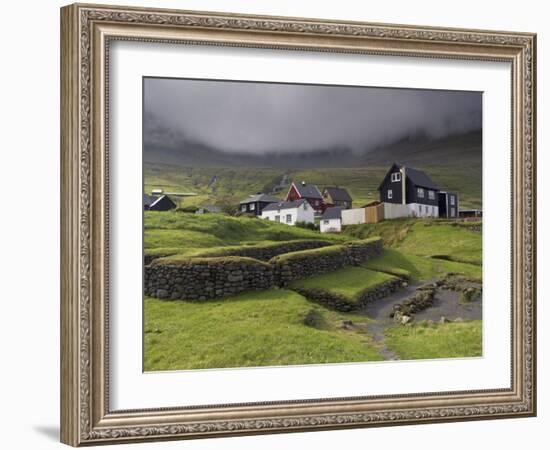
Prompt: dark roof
<box><xmin>149</xmin><ymin>195</ymin><xmax>176</xmax><ymax>209</ymax></box>
<box><xmin>321</xmin><ymin>206</ymin><xmax>343</xmax><ymax>220</ymax></box>
<box><xmin>262</xmin><ymin>199</ymin><xmax>307</xmax><ymax>212</ymax></box>
<box><xmin>239</xmin><ymin>193</ymin><xmax>280</xmax><ymax>204</ymax></box>
<box><xmin>292</xmin><ymin>182</ymin><xmax>322</xmax><ymax>199</ymax></box>
<box><xmin>323</xmin><ymin>186</ymin><xmax>352</xmax><ymax>202</ymax></box>
<box><xmin>378</xmin><ymin>163</ymin><xmax>438</xmax><ymax>190</ymax></box>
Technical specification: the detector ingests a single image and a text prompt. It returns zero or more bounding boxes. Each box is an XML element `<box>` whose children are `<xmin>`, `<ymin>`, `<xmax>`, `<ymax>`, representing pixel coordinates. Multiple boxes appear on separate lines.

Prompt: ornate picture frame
<box><xmin>60</xmin><ymin>3</ymin><xmax>536</xmax><ymax>446</ymax></box>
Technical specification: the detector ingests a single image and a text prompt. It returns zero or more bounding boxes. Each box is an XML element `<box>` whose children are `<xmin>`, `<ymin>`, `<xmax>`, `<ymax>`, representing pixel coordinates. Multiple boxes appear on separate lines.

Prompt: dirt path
<box><xmin>359</xmin><ymin>281</ymin><xmax>482</xmax><ymax>360</ymax></box>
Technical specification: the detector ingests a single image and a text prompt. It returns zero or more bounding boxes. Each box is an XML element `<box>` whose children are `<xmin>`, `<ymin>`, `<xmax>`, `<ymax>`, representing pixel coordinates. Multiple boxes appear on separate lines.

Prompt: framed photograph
<box><xmin>60</xmin><ymin>3</ymin><xmax>536</xmax><ymax>446</ymax></box>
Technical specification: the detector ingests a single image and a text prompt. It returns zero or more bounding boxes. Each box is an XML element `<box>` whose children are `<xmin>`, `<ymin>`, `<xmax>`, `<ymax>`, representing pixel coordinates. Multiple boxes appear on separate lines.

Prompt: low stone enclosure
<box><xmin>293</xmin><ymin>278</ymin><xmax>403</xmax><ymax>312</ymax></box>
<box><xmin>145</xmin><ymin>237</ymin><xmax>384</xmax><ymax>301</ymax></box>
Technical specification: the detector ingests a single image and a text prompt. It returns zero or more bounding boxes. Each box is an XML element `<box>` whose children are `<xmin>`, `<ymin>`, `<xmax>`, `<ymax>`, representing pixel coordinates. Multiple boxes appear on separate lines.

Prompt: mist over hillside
<box><xmin>144</xmin><ymin>129</ymin><xmax>482</xmax><ymax>170</ymax></box>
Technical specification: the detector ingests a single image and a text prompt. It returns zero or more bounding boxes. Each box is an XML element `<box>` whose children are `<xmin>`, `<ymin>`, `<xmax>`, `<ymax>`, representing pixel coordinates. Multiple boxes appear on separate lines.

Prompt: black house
<box><xmin>378</xmin><ymin>163</ymin><xmax>440</xmax><ymax>217</ymax></box>
<box><xmin>239</xmin><ymin>193</ymin><xmax>280</xmax><ymax>216</ymax></box>
<box><xmin>438</xmin><ymin>192</ymin><xmax>459</xmax><ymax>218</ymax></box>
<box><xmin>147</xmin><ymin>194</ymin><xmax>177</xmax><ymax>211</ymax></box>
<box><xmin>322</xmin><ymin>187</ymin><xmax>353</xmax><ymax>209</ymax></box>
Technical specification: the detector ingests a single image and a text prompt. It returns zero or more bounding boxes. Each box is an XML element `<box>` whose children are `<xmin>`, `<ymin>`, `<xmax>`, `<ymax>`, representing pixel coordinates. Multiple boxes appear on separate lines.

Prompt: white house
<box><xmin>261</xmin><ymin>199</ymin><xmax>314</xmax><ymax>226</ymax></box>
<box><xmin>320</xmin><ymin>207</ymin><xmax>342</xmax><ymax>233</ymax></box>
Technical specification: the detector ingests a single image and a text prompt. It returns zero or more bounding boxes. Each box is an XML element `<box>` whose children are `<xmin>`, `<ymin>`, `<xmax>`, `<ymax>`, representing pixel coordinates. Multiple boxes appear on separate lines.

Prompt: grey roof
<box><xmin>292</xmin><ymin>182</ymin><xmax>322</xmax><ymax>199</ymax></box>
<box><xmin>321</xmin><ymin>206</ymin><xmax>343</xmax><ymax>220</ymax></box>
<box><xmin>239</xmin><ymin>193</ymin><xmax>280</xmax><ymax>204</ymax></box>
<box><xmin>262</xmin><ymin>199</ymin><xmax>307</xmax><ymax>212</ymax></box>
<box><xmin>149</xmin><ymin>194</ymin><xmax>176</xmax><ymax>209</ymax></box>
<box><xmin>379</xmin><ymin>163</ymin><xmax>439</xmax><ymax>190</ymax></box>
<box><xmin>323</xmin><ymin>186</ymin><xmax>352</xmax><ymax>202</ymax></box>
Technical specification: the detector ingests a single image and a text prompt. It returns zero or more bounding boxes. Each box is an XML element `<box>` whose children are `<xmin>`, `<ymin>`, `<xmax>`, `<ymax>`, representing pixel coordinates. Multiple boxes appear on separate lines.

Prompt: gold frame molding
<box><xmin>60</xmin><ymin>3</ymin><xmax>537</xmax><ymax>446</ymax></box>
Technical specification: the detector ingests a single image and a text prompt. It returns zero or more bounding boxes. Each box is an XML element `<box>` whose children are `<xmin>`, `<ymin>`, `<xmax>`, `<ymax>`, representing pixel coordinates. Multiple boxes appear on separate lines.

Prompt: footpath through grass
<box><xmin>144</xmin><ymin>289</ymin><xmax>383</xmax><ymax>371</ymax></box>
<box><xmin>384</xmin><ymin>320</ymin><xmax>482</xmax><ymax>360</ymax></box>
<box><xmin>290</xmin><ymin>267</ymin><xmax>395</xmax><ymax>303</ymax></box>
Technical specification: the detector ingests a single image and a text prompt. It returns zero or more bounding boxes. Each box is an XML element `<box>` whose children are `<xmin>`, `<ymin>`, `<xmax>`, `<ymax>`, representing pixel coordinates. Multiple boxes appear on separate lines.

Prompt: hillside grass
<box><xmin>290</xmin><ymin>267</ymin><xmax>395</xmax><ymax>303</ymax></box>
<box><xmin>144</xmin><ymin>289</ymin><xmax>383</xmax><ymax>371</ymax></box>
<box><xmin>361</xmin><ymin>249</ymin><xmax>482</xmax><ymax>282</ymax></box>
<box><xmin>385</xmin><ymin>320</ymin><xmax>482</xmax><ymax>360</ymax></box>
<box><xmin>144</xmin><ymin>211</ymin><xmax>346</xmax><ymax>257</ymax></box>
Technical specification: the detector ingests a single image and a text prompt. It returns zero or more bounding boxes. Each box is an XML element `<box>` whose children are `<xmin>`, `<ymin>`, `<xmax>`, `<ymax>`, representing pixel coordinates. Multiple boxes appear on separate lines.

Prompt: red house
<box><xmin>285</xmin><ymin>181</ymin><xmax>325</xmax><ymax>213</ymax></box>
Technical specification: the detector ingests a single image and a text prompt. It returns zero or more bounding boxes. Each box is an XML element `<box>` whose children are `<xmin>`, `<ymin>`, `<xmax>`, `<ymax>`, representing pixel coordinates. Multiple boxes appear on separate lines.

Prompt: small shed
<box><xmin>320</xmin><ymin>207</ymin><xmax>343</xmax><ymax>233</ymax></box>
<box><xmin>148</xmin><ymin>195</ymin><xmax>177</xmax><ymax>211</ymax></box>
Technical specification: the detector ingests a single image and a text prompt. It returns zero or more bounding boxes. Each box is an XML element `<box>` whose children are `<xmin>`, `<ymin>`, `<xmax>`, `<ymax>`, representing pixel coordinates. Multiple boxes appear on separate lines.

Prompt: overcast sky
<box><xmin>144</xmin><ymin>77</ymin><xmax>482</xmax><ymax>155</ymax></box>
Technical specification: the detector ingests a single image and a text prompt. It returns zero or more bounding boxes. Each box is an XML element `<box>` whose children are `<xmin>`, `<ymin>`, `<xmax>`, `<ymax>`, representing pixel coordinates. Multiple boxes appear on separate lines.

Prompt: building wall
<box><xmin>261</xmin><ymin>205</ymin><xmax>314</xmax><ymax>225</ymax></box>
<box><xmin>320</xmin><ymin>218</ymin><xmax>342</xmax><ymax>233</ymax></box>
<box><xmin>383</xmin><ymin>202</ymin><xmax>438</xmax><ymax>219</ymax></box>
<box><xmin>341</xmin><ymin>208</ymin><xmax>366</xmax><ymax>225</ymax></box>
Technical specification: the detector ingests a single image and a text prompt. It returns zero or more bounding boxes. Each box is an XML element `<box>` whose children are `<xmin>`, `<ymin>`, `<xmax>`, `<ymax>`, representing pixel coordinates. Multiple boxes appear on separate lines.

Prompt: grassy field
<box><xmin>384</xmin><ymin>320</ymin><xmax>482</xmax><ymax>360</ymax></box>
<box><xmin>291</xmin><ymin>267</ymin><xmax>395</xmax><ymax>303</ymax></box>
<box><xmin>145</xmin><ymin>163</ymin><xmax>482</xmax><ymax>210</ymax></box>
<box><xmin>144</xmin><ymin>290</ymin><xmax>383</xmax><ymax>370</ymax></box>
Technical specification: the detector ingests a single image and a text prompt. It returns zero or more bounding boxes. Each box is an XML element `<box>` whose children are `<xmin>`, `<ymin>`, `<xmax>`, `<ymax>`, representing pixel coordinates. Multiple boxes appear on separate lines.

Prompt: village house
<box><xmin>261</xmin><ymin>199</ymin><xmax>314</xmax><ymax>225</ymax></box>
<box><xmin>144</xmin><ymin>194</ymin><xmax>177</xmax><ymax>211</ymax></box>
<box><xmin>239</xmin><ymin>193</ymin><xmax>280</xmax><ymax>216</ymax></box>
<box><xmin>320</xmin><ymin>207</ymin><xmax>343</xmax><ymax>233</ymax></box>
<box><xmin>322</xmin><ymin>186</ymin><xmax>353</xmax><ymax>209</ymax></box>
<box><xmin>378</xmin><ymin>163</ymin><xmax>440</xmax><ymax>218</ymax></box>
<box><xmin>285</xmin><ymin>181</ymin><xmax>324</xmax><ymax>214</ymax></box>
<box><xmin>438</xmin><ymin>191</ymin><xmax>459</xmax><ymax>219</ymax></box>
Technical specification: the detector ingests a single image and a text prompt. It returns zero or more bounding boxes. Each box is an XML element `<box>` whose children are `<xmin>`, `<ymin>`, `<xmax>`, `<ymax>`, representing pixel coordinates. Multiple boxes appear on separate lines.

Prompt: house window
<box><xmin>286</xmin><ymin>214</ymin><xmax>292</xmax><ymax>224</ymax></box>
<box><xmin>419</xmin><ymin>205</ymin><xmax>423</xmax><ymax>214</ymax></box>
<box><xmin>275</xmin><ymin>215</ymin><xmax>280</xmax><ymax>223</ymax></box>
<box><xmin>387</xmin><ymin>189</ymin><xmax>393</xmax><ymax>199</ymax></box>
<box><xmin>241</xmin><ymin>204</ymin><xmax>246</xmax><ymax>212</ymax></box>
<box><xmin>417</xmin><ymin>188</ymin><xmax>424</xmax><ymax>198</ymax></box>
<box><xmin>451</xmin><ymin>207</ymin><xmax>456</xmax><ymax>217</ymax></box>
<box><xmin>450</xmin><ymin>196</ymin><xmax>455</xmax><ymax>206</ymax></box>
<box><xmin>303</xmin><ymin>203</ymin><xmax>308</xmax><ymax>210</ymax></box>
<box><xmin>250</xmin><ymin>203</ymin><xmax>255</xmax><ymax>211</ymax></box>
<box><xmin>315</xmin><ymin>200</ymin><xmax>319</xmax><ymax>206</ymax></box>
<box><xmin>323</xmin><ymin>220</ymin><xmax>329</xmax><ymax>225</ymax></box>
<box><xmin>391</xmin><ymin>172</ymin><xmax>401</xmax><ymax>182</ymax></box>
<box><xmin>428</xmin><ymin>190</ymin><xmax>435</xmax><ymax>200</ymax></box>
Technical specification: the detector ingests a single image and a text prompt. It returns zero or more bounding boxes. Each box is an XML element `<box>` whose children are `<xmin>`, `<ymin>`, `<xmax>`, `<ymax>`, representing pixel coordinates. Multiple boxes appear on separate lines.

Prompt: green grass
<box><xmin>144</xmin><ymin>289</ymin><xmax>383</xmax><ymax>370</ymax></box>
<box><xmin>144</xmin><ymin>211</ymin><xmax>346</xmax><ymax>257</ymax></box>
<box><xmin>291</xmin><ymin>267</ymin><xmax>395</xmax><ymax>303</ymax></box>
<box><xmin>362</xmin><ymin>249</ymin><xmax>482</xmax><ymax>281</ymax></box>
<box><xmin>385</xmin><ymin>320</ymin><xmax>482</xmax><ymax>360</ymax></box>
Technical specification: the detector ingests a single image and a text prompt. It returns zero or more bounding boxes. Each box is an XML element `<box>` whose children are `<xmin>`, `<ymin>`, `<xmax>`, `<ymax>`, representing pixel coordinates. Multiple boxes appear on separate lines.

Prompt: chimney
<box><xmin>400</xmin><ymin>167</ymin><xmax>406</xmax><ymax>205</ymax></box>
<box><xmin>301</xmin><ymin>181</ymin><xmax>306</xmax><ymax>186</ymax></box>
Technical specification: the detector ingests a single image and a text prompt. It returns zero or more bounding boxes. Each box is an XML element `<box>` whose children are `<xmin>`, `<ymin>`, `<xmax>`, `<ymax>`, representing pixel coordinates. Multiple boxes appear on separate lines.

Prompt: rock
<box><xmin>156</xmin><ymin>289</ymin><xmax>169</xmax><ymax>299</ymax></box>
<box><xmin>401</xmin><ymin>315</ymin><xmax>412</xmax><ymax>325</ymax></box>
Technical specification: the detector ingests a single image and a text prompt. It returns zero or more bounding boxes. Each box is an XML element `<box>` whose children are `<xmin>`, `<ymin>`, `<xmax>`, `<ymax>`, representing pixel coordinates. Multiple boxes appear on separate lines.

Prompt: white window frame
<box><xmin>241</xmin><ymin>204</ymin><xmax>247</xmax><ymax>212</ymax></box>
<box><xmin>286</xmin><ymin>214</ymin><xmax>292</xmax><ymax>224</ymax></box>
<box><xmin>323</xmin><ymin>219</ymin><xmax>329</xmax><ymax>225</ymax></box>
<box><xmin>428</xmin><ymin>190</ymin><xmax>435</xmax><ymax>200</ymax></box>
<box><xmin>417</xmin><ymin>187</ymin><xmax>425</xmax><ymax>198</ymax></box>
<box><xmin>391</xmin><ymin>172</ymin><xmax>401</xmax><ymax>182</ymax></box>
<box><xmin>387</xmin><ymin>189</ymin><xmax>393</xmax><ymax>199</ymax></box>
<box><xmin>250</xmin><ymin>203</ymin><xmax>255</xmax><ymax>211</ymax></box>
<box><xmin>450</xmin><ymin>196</ymin><xmax>455</xmax><ymax>206</ymax></box>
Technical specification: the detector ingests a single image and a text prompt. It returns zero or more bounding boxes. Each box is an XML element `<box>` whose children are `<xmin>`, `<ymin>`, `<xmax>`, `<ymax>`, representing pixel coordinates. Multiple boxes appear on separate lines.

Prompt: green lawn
<box><xmin>144</xmin><ymin>289</ymin><xmax>383</xmax><ymax>371</ymax></box>
<box><xmin>385</xmin><ymin>320</ymin><xmax>482</xmax><ymax>360</ymax></box>
<box><xmin>362</xmin><ymin>249</ymin><xmax>482</xmax><ymax>281</ymax></box>
<box><xmin>144</xmin><ymin>211</ymin><xmax>346</xmax><ymax>257</ymax></box>
<box><xmin>290</xmin><ymin>267</ymin><xmax>395</xmax><ymax>303</ymax></box>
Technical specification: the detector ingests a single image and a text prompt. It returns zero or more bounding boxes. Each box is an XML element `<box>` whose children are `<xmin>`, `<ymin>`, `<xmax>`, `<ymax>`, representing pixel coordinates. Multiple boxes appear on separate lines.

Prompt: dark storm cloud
<box><xmin>144</xmin><ymin>77</ymin><xmax>482</xmax><ymax>154</ymax></box>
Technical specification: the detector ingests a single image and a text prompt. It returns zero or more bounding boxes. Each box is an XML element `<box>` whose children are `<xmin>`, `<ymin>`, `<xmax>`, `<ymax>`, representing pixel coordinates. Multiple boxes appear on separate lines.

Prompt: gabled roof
<box><xmin>262</xmin><ymin>199</ymin><xmax>307</xmax><ymax>213</ymax></box>
<box><xmin>321</xmin><ymin>206</ymin><xmax>343</xmax><ymax>220</ymax></box>
<box><xmin>323</xmin><ymin>187</ymin><xmax>352</xmax><ymax>202</ymax></box>
<box><xmin>149</xmin><ymin>194</ymin><xmax>175</xmax><ymax>209</ymax></box>
<box><xmin>240</xmin><ymin>193</ymin><xmax>280</xmax><ymax>204</ymax></box>
<box><xmin>378</xmin><ymin>163</ymin><xmax>439</xmax><ymax>191</ymax></box>
<box><xmin>292</xmin><ymin>182</ymin><xmax>323</xmax><ymax>199</ymax></box>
